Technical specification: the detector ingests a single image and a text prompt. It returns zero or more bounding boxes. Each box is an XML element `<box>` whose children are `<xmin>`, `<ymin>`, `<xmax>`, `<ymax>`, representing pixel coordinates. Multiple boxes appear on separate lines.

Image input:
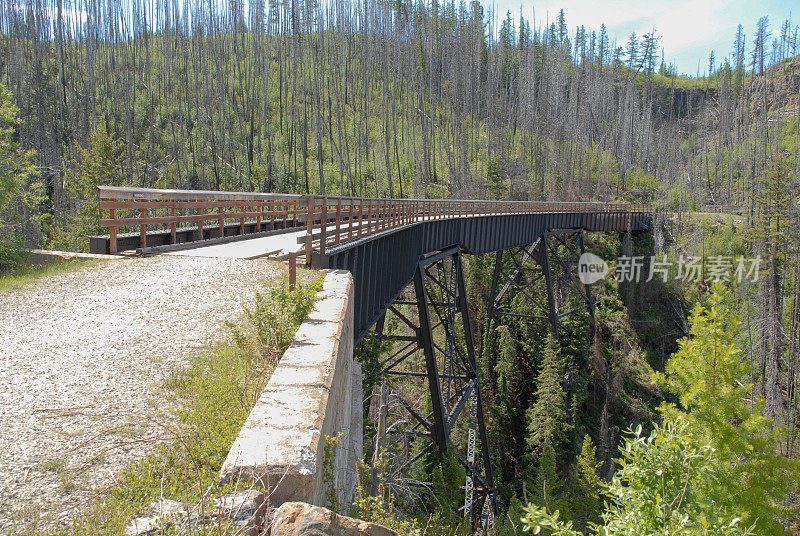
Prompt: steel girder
<box><xmin>319</xmin><ymin>211</ymin><xmax>651</xmax><ymax>344</ymax></box>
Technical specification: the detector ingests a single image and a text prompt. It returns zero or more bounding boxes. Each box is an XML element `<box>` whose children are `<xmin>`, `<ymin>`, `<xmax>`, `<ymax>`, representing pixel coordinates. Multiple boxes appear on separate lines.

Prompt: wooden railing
<box><xmin>97</xmin><ymin>186</ymin><xmax>637</xmax><ymax>258</ymax></box>
<box><xmin>98</xmin><ymin>186</ymin><xmax>304</xmax><ymax>254</ymax></box>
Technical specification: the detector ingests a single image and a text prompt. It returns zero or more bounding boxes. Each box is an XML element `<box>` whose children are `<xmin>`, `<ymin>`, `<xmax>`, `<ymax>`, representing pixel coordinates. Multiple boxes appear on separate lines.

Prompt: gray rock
<box><xmin>123</xmin><ymin>498</ymin><xmax>188</xmax><ymax>535</ymax></box>
<box><xmin>270</xmin><ymin>501</ymin><xmax>396</xmax><ymax>536</ymax></box>
<box><xmin>215</xmin><ymin>490</ymin><xmax>266</xmax><ymax>521</ymax></box>
<box><xmin>123</xmin><ymin>516</ymin><xmax>161</xmax><ymax>536</ymax></box>
<box><xmin>148</xmin><ymin>498</ymin><xmax>187</xmax><ymax>517</ymax></box>
<box><xmin>213</xmin><ymin>490</ymin><xmax>267</xmax><ymax>535</ymax></box>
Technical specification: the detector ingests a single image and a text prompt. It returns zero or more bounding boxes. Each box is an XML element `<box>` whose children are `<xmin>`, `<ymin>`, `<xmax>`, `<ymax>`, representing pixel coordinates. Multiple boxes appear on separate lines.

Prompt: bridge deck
<box><xmin>163</xmin><ymin>226</ymin><xmax>307</xmax><ymax>259</ymax></box>
<box><xmin>93</xmin><ymin>187</ymin><xmax>652</xmax><ymax>342</ymax></box>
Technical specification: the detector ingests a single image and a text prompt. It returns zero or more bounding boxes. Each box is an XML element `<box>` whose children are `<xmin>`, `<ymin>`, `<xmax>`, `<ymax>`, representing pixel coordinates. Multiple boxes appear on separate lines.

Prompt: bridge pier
<box><xmin>365</xmin><ymin>246</ymin><xmax>496</xmax><ymax>528</ymax></box>
<box><xmin>363</xmin><ymin>231</ymin><xmax>600</xmax><ymax>529</ymax></box>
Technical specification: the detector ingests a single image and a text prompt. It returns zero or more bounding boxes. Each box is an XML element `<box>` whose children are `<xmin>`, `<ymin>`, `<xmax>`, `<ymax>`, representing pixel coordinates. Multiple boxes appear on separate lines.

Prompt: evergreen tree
<box><xmin>752</xmin><ymin>16</ymin><xmax>769</xmax><ymax>75</ymax></box>
<box><xmin>556</xmin><ymin>9</ymin><xmax>567</xmax><ymax>46</ymax></box>
<box><xmin>531</xmin><ymin>441</ymin><xmax>569</xmax><ymax>518</ymax></box>
<box><xmin>496</xmin><ymin>325</ymin><xmax>516</xmax><ymax>393</ymax></box>
<box><xmin>625</xmin><ymin>32</ymin><xmax>638</xmax><ymax>71</ymax></box>
<box><xmin>527</xmin><ymin>333</ymin><xmax>572</xmax><ymax>454</ymax></box>
<box><xmin>430</xmin><ymin>446</ymin><xmax>467</xmax><ymax>517</ymax></box>
<box><xmin>597</xmin><ymin>24</ymin><xmax>609</xmax><ymax>66</ymax></box>
<box><xmin>655</xmin><ymin>282</ymin><xmax>800</xmax><ymax>535</ymax></box>
<box><xmin>733</xmin><ymin>24</ymin><xmax>746</xmax><ymax>91</ymax></box>
<box><xmin>571</xmin><ymin>435</ymin><xmax>605</xmax><ymax>532</ymax></box>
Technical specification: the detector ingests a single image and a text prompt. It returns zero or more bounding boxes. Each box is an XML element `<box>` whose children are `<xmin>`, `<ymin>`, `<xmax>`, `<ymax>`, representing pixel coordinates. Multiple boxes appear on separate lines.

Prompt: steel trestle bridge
<box><xmin>93</xmin><ymin>186</ymin><xmax>652</xmax><ymax>529</ymax></box>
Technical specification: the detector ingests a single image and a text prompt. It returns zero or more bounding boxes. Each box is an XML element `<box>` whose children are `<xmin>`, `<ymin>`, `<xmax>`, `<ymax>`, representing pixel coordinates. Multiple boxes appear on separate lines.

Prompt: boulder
<box><xmin>123</xmin><ymin>516</ymin><xmax>160</xmax><ymax>536</ymax></box>
<box><xmin>214</xmin><ymin>490</ymin><xmax>267</xmax><ymax>535</ymax></box>
<box><xmin>270</xmin><ymin>502</ymin><xmax>396</xmax><ymax>536</ymax></box>
<box><xmin>123</xmin><ymin>498</ymin><xmax>189</xmax><ymax>536</ymax></box>
<box><xmin>148</xmin><ymin>498</ymin><xmax>186</xmax><ymax>517</ymax></box>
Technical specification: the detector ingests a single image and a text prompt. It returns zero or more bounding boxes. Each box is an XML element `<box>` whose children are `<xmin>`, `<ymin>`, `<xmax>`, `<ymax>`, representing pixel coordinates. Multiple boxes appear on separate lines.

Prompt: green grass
<box><xmin>28</xmin><ymin>275</ymin><xmax>323</xmax><ymax>536</ymax></box>
<box><xmin>0</xmin><ymin>258</ymin><xmax>100</xmax><ymax>292</ymax></box>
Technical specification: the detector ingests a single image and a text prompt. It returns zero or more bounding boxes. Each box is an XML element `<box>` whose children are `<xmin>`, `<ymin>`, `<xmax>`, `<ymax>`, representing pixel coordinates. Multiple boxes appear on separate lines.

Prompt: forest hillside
<box><xmin>1</xmin><ymin>0</ymin><xmax>800</xmax><ymax>534</ymax></box>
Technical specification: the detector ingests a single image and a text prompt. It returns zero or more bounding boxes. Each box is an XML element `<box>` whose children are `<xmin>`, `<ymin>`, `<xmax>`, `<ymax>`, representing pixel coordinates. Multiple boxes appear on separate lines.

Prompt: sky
<box><xmin>484</xmin><ymin>0</ymin><xmax>797</xmax><ymax>75</ymax></box>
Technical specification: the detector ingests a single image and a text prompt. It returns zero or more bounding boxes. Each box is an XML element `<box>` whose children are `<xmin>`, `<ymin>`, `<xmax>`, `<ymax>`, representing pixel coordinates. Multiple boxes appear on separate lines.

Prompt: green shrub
<box><xmin>0</xmin><ymin>234</ymin><xmax>26</xmax><ymax>273</ymax></box>
<box><xmin>520</xmin><ymin>418</ymin><xmax>754</xmax><ymax>536</ymax></box>
<box><xmin>0</xmin><ymin>82</ymin><xmax>43</xmax><ymax>267</ymax></box>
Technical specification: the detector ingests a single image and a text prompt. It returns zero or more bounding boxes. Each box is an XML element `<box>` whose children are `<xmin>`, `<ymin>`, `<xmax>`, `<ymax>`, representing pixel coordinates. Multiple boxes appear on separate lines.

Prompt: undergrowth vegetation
<box><xmin>0</xmin><ymin>257</ymin><xmax>98</xmax><ymax>293</ymax></box>
<box><xmin>42</xmin><ymin>275</ymin><xmax>323</xmax><ymax>536</ymax></box>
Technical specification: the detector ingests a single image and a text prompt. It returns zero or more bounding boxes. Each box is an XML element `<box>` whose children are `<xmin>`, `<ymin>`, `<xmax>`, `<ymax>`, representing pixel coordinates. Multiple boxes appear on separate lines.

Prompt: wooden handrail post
<box><xmin>139</xmin><ymin>203</ymin><xmax>147</xmax><ymax>250</ymax></box>
<box><xmin>305</xmin><ymin>197</ymin><xmax>314</xmax><ymax>267</ymax></box>
<box><xmin>335</xmin><ymin>198</ymin><xmax>342</xmax><ymax>244</ymax></box>
<box><xmin>348</xmin><ymin>201</ymin><xmax>354</xmax><ymax>240</ymax></box>
<box><xmin>218</xmin><ymin>206</ymin><xmax>225</xmax><ymax>239</ymax></box>
<box><xmin>289</xmin><ymin>251</ymin><xmax>297</xmax><ymax>291</ymax></box>
<box><xmin>358</xmin><ymin>200</ymin><xmax>364</xmax><ymax>237</ymax></box>
<box><xmin>109</xmin><ymin>208</ymin><xmax>117</xmax><ymax>254</ymax></box>
<box><xmin>170</xmin><ymin>207</ymin><xmax>177</xmax><ymax>244</ymax></box>
<box><xmin>320</xmin><ymin>197</ymin><xmax>327</xmax><ymax>255</ymax></box>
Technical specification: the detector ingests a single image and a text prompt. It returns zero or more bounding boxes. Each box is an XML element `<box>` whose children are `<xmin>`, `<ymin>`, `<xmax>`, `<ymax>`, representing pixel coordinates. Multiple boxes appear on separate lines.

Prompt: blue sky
<box><xmin>484</xmin><ymin>0</ymin><xmax>797</xmax><ymax>75</ymax></box>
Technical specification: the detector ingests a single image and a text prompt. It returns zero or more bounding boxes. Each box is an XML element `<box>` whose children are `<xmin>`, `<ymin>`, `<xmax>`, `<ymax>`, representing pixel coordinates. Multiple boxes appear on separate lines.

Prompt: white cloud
<box><xmin>516</xmin><ymin>0</ymin><xmax>733</xmax><ymax>50</ymax></box>
<box><xmin>491</xmin><ymin>0</ymin><xmax>768</xmax><ymax>73</ymax></box>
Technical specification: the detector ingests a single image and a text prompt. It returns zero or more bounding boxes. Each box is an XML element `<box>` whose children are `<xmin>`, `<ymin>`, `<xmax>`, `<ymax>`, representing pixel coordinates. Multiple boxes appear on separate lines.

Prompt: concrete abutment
<box><xmin>220</xmin><ymin>270</ymin><xmax>362</xmax><ymax>509</ymax></box>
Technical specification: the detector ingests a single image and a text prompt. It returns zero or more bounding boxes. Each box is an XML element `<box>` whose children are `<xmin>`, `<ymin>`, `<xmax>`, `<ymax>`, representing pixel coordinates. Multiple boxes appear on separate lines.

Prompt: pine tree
<box><xmin>496</xmin><ymin>325</ymin><xmax>516</xmax><ymax>394</ymax></box>
<box><xmin>571</xmin><ymin>435</ymin><xmax>605</xmax><ymax>532</ymax></box>
<box><xmin>625</xmin><ymin>33</ymin><xmax>638</xmax><ymax>71</ymax></box>
<box><xmin>655</xmin><ymin>282</ymin><xmax>800</xmax><ymax>535</ymax></box>
<box><xmin>752</xmin><ymin>16</ymin><xmax>769</xmax><ymax>75</ymax></box>
<box><xmin>531</xmin><ymin>441</ymin><xmax>569</xmax><ymax>518</ymax></box>
<box><xmin>747</xmin><ymin>154</ymin><xmax>798</xmax><ymax>422</ymax></box>
<box><xmin>527</xmin><ymin>333</ymin><xmax>572</xmax><ymax>454</ymax></box>
<box><xmin>51</xmin><ymin>122</ymin><xmax>129</xmax><ymax>252</ymax></box>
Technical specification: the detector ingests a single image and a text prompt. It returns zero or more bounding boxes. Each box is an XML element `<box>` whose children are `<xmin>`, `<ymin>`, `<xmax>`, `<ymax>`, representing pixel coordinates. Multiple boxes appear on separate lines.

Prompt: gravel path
<box><xmin>0</xmin><ymin>255</ymin><xmax>284</xmax><ymax>533</ymax></box>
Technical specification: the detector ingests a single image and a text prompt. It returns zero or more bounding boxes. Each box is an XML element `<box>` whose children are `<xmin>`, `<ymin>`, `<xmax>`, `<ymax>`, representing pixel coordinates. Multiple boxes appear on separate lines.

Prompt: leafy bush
<box><xmin>48</xmin><ymin>121</ymin><xmax>128</xmax><ymax>252</ymax></box>
<box><xmin>0</xmin><ymin>82</ymin><xmax>42</xmax><ymax>270</ymax></box>
<box><xmin>520</xmin><ymin>418</ymin><xmax>753</xmax><ymax>536</ymax></box>
<box><xmin>235</xmin><ymin>279</ymin><xmax>323</xmax><ymax>351</ymax></box>
<box><xmin>0</xmin><ymin>234</ymin><xmax>26</xmax><ymax>273</ymax></box>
